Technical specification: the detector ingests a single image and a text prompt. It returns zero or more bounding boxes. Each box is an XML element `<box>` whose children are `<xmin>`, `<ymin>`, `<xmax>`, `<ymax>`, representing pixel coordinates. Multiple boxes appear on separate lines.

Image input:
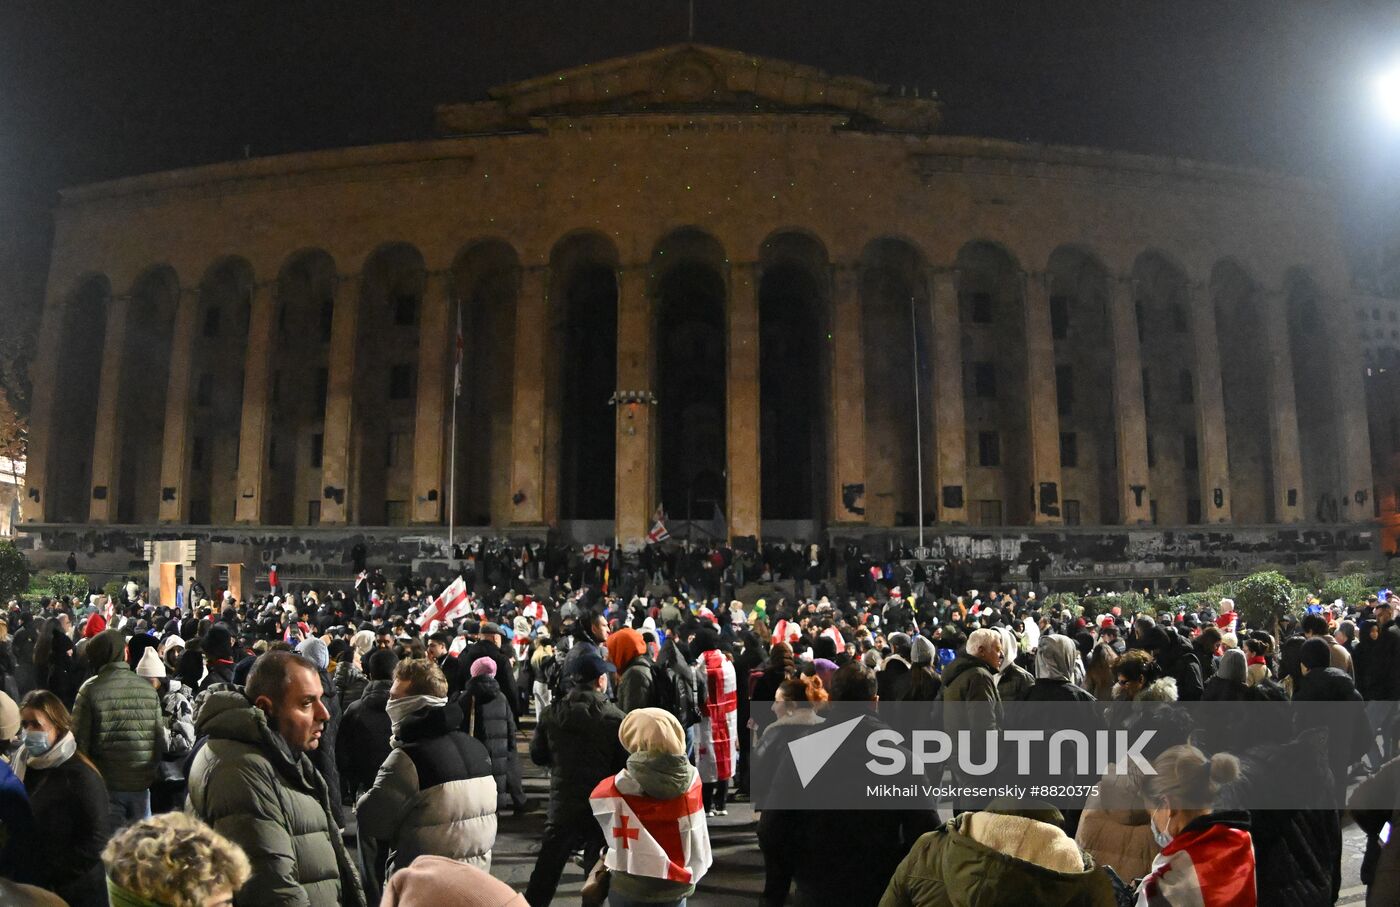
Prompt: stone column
<box><xmin>927</xmin><ymin>267</ymin><xmax>967</xmax><ymax>524</ymax></box>
<box><xmin>411</xmin><ymin>270</ymin><xmax>453</xmax><ymax>524</ymax></box>
<box><xmin>21</xmin><ymin>287</ymin><xmax>69</xmax><ymax>522</ymax></box>
<box><xmin>158</xmin><ymin>287</ymin><xmax>201</xmax><ymax>523</ymax></box>
<box><xmin>509</xmin><ymin>265</ymin><xmax>550</xmax><ymax>526</ymax></box>
<box><xmin>829</xmin><ymin>263</ymin><xmax>867</xmax><ymax>525</ymax></box>
<box><xmin>319</xmin><ymin>274</ymin><xmax>361</xmax><ymax>524</ymax></box>
<box><xmin>727</xmin><ymin>262</ymin><xmax>761</xmax><ymax>542</ymax></box>
<box><xmin>1023</xmin><ymin>271</ymin><xmax>1064</xmax><ymax>524</ymax></box>
<box><xmin>614</xmin><ymin>264</ymin><xmax>656</xmax><ymax>547</ymax></box>
<box><xmin>87</xmin><ymin>293</ymin><xmax>132</xmax><ymax>523</ymax></box>
<box><xmin>1108</xmin><ymin>276</ymin><xmax>1152</xmax><ymax>524</ymax></box>
<box><xmin>233</xmin><ymin>281</ymin><xmax>278</xmax><ymax>524</ymax></box>
<box><xmin>1333</xmin><ymin>292</ymin><xmax>1375</xmax><ymax>520</ymax></box>
<box><xmin>1260</xmin><ymin>288</ymin><xmax>1305</xmax><ymax>522</ymax></box>
<box><xmin>1187</xmin><ymin>280</ymin><xmax>1232</xmax><ymax>523</ymax></box>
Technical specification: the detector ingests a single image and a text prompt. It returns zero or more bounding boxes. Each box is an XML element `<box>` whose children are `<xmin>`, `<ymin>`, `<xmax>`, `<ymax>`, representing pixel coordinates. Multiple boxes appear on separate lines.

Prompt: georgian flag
<box><xmin>521</xmin><ymin>598</ymin><xmax>547</xmax><ymax>622</ymax></box>
<box><xmin>590</xmin><ymin>771</ymin><xmax>712</xmax><ymax>885</ymax></box>
<box><xmin>419</xmin><ymin>576</ymin><xmax>470</xmax><ymax>632</ymax></box>
<box><xmin>647</xmin><ymin>520</ymin><xmax>671</xmax><ymax>544</ymax></box>
<box><xmin>583</xmin><ymin>543</ymin><xmax>611</xmax><ymax>562</ymax></box>
<box><xmin>771</xmin><ymin>619</ymin><xmax>801</xmax><ymax>644</ymax></box>
<box><xmin>820</xmin><ymin>625</ymin><xmax>846</xmax><ymax>651</ymax></box>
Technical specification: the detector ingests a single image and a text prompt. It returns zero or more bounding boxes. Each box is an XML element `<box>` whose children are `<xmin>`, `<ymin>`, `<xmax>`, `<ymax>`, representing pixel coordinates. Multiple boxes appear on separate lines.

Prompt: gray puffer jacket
<box><xmin>356</xmin><ymin>700</ymin><xmax>498</xmax><ymax>875</ymax></box>
<box><xmin>188</xmin><ymin>691</ymin><xmax>366</xmax><ymax>907</ymax></box>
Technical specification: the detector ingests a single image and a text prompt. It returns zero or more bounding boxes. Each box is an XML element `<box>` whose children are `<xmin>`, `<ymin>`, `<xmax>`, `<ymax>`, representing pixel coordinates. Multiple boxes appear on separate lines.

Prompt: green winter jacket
<box><xmin>188</xmin><ymin>691</ymin><xmax>367</xmax><ymax>907</ymax></box>
<box><xmin>71</xmin><ymin>630</ymin><xmax>163</xmax><ymax>792</ymax></box>
<box><xmin>880</xmin><ymin>809</ymin><xmax>1118</xmax><ymax>907</ymax></box>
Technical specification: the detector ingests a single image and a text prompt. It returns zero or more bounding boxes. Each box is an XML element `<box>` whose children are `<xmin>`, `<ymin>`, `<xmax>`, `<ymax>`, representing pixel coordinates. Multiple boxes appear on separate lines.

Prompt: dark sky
<box><xmin>3</xmin><ymin>1</ymin><xmax>1400</xmax><ymax>285</ymax></box>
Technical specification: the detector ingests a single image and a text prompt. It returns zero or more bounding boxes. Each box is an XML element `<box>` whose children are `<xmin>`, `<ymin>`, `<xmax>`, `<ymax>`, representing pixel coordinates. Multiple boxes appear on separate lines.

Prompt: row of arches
<box><xmin>41</xmin><ymin>229</ymin><xmax>1346</xmax><ymax>531</ymax></box>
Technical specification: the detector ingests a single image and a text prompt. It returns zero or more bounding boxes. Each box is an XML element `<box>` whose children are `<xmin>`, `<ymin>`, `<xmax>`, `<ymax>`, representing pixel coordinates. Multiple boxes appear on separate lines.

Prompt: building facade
<box><xmin>19</xmin><ymin>44</ymin><xmax>1378</xmax><ymax>566</ymax></box>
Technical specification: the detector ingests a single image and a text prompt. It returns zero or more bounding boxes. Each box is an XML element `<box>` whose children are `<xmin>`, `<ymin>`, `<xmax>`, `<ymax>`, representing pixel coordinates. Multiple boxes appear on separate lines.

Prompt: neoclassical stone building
<box><xmin>19</xmin><ymin>44</ymin><xmax>1378</xmax><ymax>572</ymax></box>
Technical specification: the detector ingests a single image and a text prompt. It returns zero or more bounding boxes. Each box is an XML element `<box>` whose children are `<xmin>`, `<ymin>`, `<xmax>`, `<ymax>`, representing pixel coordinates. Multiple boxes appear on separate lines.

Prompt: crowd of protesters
<box><xmin>0</xmin><ymin>550</ymin><xmax>1397</xmax><ymax>906</ymax></box>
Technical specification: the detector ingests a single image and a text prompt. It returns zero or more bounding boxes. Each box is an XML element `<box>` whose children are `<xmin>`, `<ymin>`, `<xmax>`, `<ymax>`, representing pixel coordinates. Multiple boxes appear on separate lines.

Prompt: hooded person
<box><xmin>296</xmin><ymin>636</ymin><xmax>346</xmax><ymax>827</ymax></box>
<box><xmin>606</xmin><ymin>627</ymin><xmax>656</xmax><ymax>713</ymax></box>
<box><xmin>589</xmin><ymin>708</ymin><xmax>711</xmax><ymax>905</ymax></box>
<box><xmin>1202</xmin><ymin>649</ymin><xmax>1250</xmax><ymax>702</ymax></box>
<box><xmin>71</xmin><ymin>628</ymin><xmax>164</xmax><ymax>829</ymax></box>
<box><xmin>1024</xmin><ymin>634</ymin><xmax>1095</xmax><ymax>702</ymax></box>
<box><xmin>993</xmin><ymin>625</ymin><xmax>1035</xmax><ymax>702</ymax></box>
<box><xmin>692</xmin><ymin>628</ymin><xmax>737</xmax><ymax>816</ymax></box>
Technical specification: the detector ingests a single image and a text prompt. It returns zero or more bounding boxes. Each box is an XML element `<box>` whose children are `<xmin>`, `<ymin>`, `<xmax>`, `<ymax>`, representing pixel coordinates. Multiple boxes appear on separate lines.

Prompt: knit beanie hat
<box><xmin>911</xmin><ymin>635</ymin><xmax>936</xmax><ymax>666</ymax></box>
<box><xmin>136</xmin><ymin>646</ymin><xmax>167</xmax><ymax>679</ymax></box>
<box><xmin>351</xmin><ymin>629</ymin><xmax>375</xmax><ymax>657</ymax></box>
<box><xmin>366</xmin><ymin>648</ymin><xmax>400</xmax><ymax>681</ymax></box>
<box><xmin>618</xmin><ymin>707</ymin><xmax>686</xmax><ymax>755</ymax></box>
<box><xmin>298</xmin><ymin>637</ymin><xmax>329</xmax><ymax>671</ymax></box>
<box><xmin>470</xmin><ymin>656</ymin><xmax>497</xmax><ymax>678</ymax></box>
<box><xmin>203</xmin><ymin>625</ymin><xmax>234</xmax><ymax>662</ymax></box>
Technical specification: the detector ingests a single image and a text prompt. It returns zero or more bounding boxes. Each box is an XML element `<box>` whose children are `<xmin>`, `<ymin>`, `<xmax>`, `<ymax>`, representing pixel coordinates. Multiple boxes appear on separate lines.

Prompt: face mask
<box><xmin>1150</xmin><ymin>810</ymin><xmax>1173</xmax><ymax>849</ymax></box>
<box><xmin>23</xmin><ymin>731</ymin><xmax>51</xmax><ymax>758</ymax></box>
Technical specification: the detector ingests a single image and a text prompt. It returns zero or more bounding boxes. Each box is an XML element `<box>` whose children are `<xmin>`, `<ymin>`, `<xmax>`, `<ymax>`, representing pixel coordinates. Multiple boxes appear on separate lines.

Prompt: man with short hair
<box><xmin>356</xmin><ymin>658</ymin><xmax>496</xmax><ymax>901</ymax></box>
<box><xmin>188</xmin><ymin>651</ymin><xmax>366</xmax><ymax>907</ymax></box>
<box><xmin>1302</xmin><ymin>612</ymin><xmax>1355</xmax><ymax>676</ymax></box>
<box><xmin>524</xmin><ymin>652</ymin><xmax>627</xmax><ymax>907</ymax></box>
<box><xmin>459</xmin><ymin>622</ymin><xmax>520</xmax><ymax>712</ymax></box>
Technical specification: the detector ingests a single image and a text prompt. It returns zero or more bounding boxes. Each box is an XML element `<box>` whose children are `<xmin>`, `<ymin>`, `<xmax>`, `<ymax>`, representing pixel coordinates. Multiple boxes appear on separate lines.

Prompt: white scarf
<box><xmin>15</xmin><ymin>732</ymin><xmax>77</xmax><ymax>783</ymax></box>
<box><xmin>386</xmin><ymin>694</ymin><xmax>447</xmax><ymax>746</ymax></box>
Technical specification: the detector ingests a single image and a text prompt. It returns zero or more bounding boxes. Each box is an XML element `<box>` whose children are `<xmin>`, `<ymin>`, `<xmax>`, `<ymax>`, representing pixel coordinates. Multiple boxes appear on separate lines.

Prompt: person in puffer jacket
<box><xmin>71</xmin><ymin>628</ymin><xmax>163</xmax><ymax>829</ymax></box>
<box><xmin>879</xmin><ymin>799</ymin><xmax>1119</xmax><ymax>907</ymax></box>
<box><xmin>463</xmin><ymin>656</ymin><xmax>526</xmax><ymax>814</ymax></box>
<box><xmin>356</xmin><ymin>657</ymin><xmax>497</xmax><ymax>882</ymax></box>
<box><xmin>590</xmin><ymin>707</ymin><xmax>712</xmax><ymax>906</ymax></box>
<box><xmin>187</xmin><ymin>652</ymin><xmax>367</xmax><ymax>907</ymax></box>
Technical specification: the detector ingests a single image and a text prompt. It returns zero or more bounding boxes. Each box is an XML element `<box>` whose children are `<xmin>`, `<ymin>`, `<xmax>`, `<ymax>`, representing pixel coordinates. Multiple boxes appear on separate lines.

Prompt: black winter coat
<box><xmin>338</xmin><ymin>679</ymin><xmax>392</xmax><ymax>798</ymax></box>
<box><xmin>460</xmin><ymin>640</ymin><xmax>521</xmax><ymax>717</ymax></box>
<box><xmin>1156</xmin><ymin>637</ymin><xmax>1204</xmax><ymax>701</ymax></box>
<box><xmin>25</xmin><ymin>753</ymin><xmax>111</xmax><ymax>907</ymax></box>
<box><xmin>463</xmin><ymin>674</ymin><xmax>519</xmax><ymax>811</ymax></box>
<box><xmin>1022</xmin><ymin>678</ymin><xmax>1095</xmax><ymax>702</ymax></box>
<box><xmin>529</xmin><ymin>687</ymin><xmax>626</xmax><ymax>819</ymax></box>
<box><xmin>305</xmin><ymin>667</ymin><xmax>344</xmax><ymax>824</ymax></box>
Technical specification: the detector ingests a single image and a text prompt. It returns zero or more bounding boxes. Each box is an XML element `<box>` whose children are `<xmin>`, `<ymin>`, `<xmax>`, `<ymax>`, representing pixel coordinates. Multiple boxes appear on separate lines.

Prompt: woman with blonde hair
<box><xmin>17</xmin><ymin>689</ymin><xmax>110</xmax><ymax>906</ymax></box>
<box><xmin>102</xmin><ymin>812</ymin><xmax>250</xmax><ymax>907</ymax></box>
<box><xmin>1131</xmin><ymin>744</ymin><xmax>1255</xmax><ymax>906</ymax></box>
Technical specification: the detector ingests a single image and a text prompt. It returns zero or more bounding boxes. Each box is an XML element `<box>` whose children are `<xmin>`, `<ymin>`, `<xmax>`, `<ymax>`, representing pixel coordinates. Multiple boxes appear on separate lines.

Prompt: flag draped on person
<box><xmin>695</xmin><ymin>648</ymin><xmax>737</xmax><ymax>783</ymax></box>
<box><xmin>590</xmin><ymin>771</ymin><xmax>712</xmax><ymax>885</ymax></box>
<box><xmin>419</xmin><ymin>576</ymin><xmax>470</xmax><ymax>632</ymax></box>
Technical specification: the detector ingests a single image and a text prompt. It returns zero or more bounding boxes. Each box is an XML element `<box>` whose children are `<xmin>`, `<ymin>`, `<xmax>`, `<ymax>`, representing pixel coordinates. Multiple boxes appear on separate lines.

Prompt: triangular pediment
<box><xmin>436</xmin><ymin>43</ymin><xmax>940</xmax><ymax>134</ymax></box>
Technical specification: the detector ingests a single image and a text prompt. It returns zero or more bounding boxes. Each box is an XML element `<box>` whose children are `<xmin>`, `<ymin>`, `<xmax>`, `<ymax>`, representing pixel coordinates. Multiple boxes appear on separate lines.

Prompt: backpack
<box><xmin>653</xmin><ymin>660</ymin><xmax>703</xmax><ymax>728</ymax></box>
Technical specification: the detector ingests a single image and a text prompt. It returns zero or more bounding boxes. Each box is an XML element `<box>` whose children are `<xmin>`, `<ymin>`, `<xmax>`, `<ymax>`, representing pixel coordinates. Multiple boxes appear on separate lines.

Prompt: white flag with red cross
<box><xmin>590</xmin><ymin>771</ymin><xmax>711</xmax><ymax>885</ymax></box>
<box><xmin>418</xmin><ymin>576</ymin><xmax>470</xmax><ymax>632</ymax></box>
<box><xmin>583</xmin><ymin>543</ymin><xmax>611</xmax><ymax>562</ymax></box>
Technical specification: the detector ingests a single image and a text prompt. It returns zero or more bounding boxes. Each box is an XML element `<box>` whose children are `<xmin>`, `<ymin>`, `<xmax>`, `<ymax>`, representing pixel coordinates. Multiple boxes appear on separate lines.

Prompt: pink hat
<box><xmin>470</xmin><ymin>656</ymin><xmax>497</xmax><ymax>678</ymax></box>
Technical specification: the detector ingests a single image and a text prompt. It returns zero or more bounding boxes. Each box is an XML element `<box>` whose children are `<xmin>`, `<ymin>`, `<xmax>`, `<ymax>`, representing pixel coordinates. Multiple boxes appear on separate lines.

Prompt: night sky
<box><xmin>3</xmin><ymin>0</ymin><xmax>1400</xmax><ymax>320</ymax></box>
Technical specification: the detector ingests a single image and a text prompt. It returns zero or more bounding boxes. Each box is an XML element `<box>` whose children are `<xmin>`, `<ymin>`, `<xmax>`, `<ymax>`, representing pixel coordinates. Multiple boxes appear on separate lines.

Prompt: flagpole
<box><xmin>449</xmin><ymin>301</ymin><xmax>461</xmax><ymax>556</ymax></box>
<box><xmin>910</xmin><ymin>293</ymin><xmax>925</xmax><ymax>551</ymax></box>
